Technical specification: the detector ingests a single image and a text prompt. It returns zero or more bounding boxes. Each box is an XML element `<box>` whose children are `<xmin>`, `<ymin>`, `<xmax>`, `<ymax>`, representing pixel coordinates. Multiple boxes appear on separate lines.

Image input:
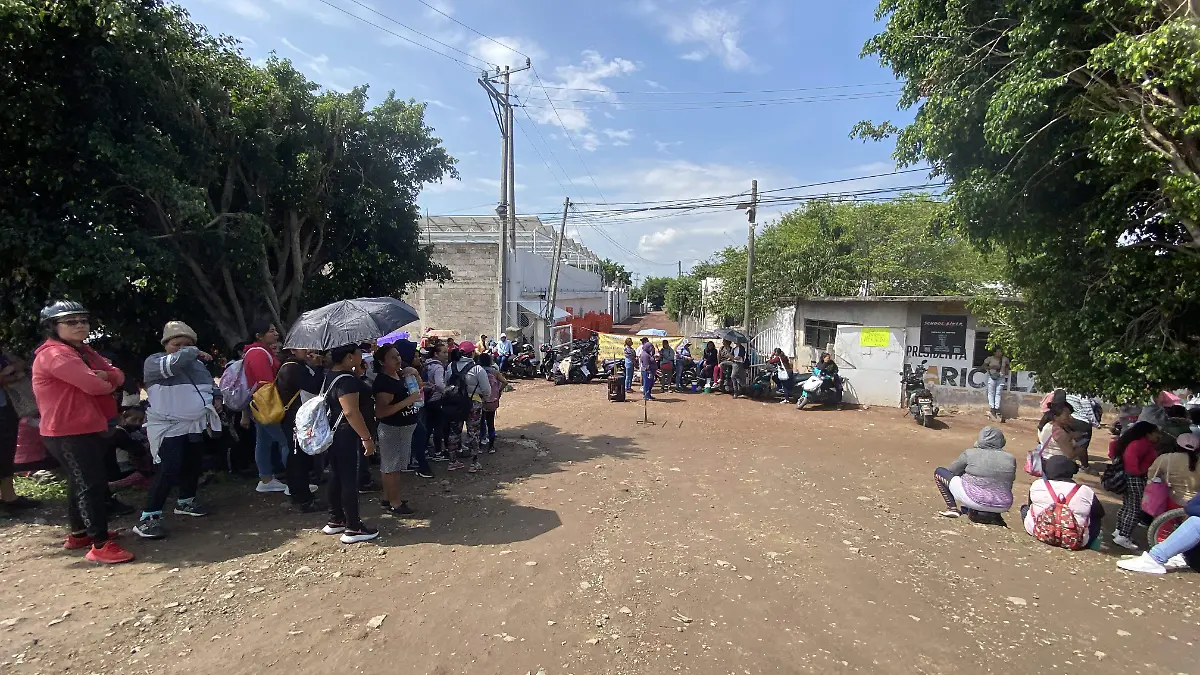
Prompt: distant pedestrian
<box><xmin>623</xmin><ymin>338</ymin><xmax>636</xmax><ymax>393</ymax></box>
<box><xmin>981</xmin><ymin>348</ymin><xmax>1010</xmax><ymax>419</ymax></box>
<box><xmin>638</xmin><ymin>338</ymin><xmax>657</xmax><ymax>401</ymax></box>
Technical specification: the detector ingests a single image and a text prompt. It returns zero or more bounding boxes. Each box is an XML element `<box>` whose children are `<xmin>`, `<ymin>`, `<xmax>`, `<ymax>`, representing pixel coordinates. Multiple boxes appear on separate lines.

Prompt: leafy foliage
<box><xmin>664</xmin><ymin>276</ymin><xmax>702</xmax><ymax>322</ymax></box>
<box><xmin>696</xmin><ymin>198</ymin><xmax>1001</xmax><ymax>324</ymax></box>
<box><xmin>599</xmin><ymin>259</ymin><xmax>632</xmax><ymax>288</ymax></box>
<box><xmin>859</xmin><ymin>0</ymin><xmax>1200</xmax><ymax>399</ymax></box>
<box><xmin>0</xmin><ymin>0</ymin><xmax>456</xmax><ymax>355</ymax></box>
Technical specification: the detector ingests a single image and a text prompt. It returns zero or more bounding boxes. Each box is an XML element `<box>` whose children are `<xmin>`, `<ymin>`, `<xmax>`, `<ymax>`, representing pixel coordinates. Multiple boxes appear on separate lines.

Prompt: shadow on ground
<box><xmin>2</xmin><ymin>419</ymin><xmax>641</xmax><ymax>567</ymax></box>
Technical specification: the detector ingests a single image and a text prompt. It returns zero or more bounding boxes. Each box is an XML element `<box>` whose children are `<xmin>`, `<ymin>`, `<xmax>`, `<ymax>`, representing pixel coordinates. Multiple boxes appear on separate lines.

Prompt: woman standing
<box><xmin>424</xmin><ymin>342</ymin><xmax>449</xmax><ymax>462</ymax></box>
<box><xmin>321</xmin><ymin>344</ymin><xmax>379</xmax><ymax>544</ymax></box>
<box><xmin>278</xmin><ymin>348</ymin><xmax>324</xmax><ymax>512</ymax></box>
<box><xmin>1109</xmin><ymin>420</ymin><xmax>1161</xmax><ymax>550</ymax></box>
<box><xmin>980</xmin><ymin>348</ymin><xmax>1010</xmax><ymax>419</ymax></box>
<box><xmin>769</xmin><ymin>348</ymin><xmax>794</xmax><ymax>404</ymax></box>
<box><xmin>31</xmin><ymin>301</ymin><xmax>132</xmax><ymax>563</ymax></box>
<box><xmin>476</xmin><ymin>353</ymin><xmax>506</xmax><ymax>451</ymax></box>
<box><xmin>242</xmin><ymin>320</ymin><xmax>287</xmax><ymax>494</ymax></box>
<box><xmin>445</xmin><ymin>342</ymin><xmax>490</xmax><ymax>473</ymax></box>
<box><xmin>133</xmin><ymin>321</ymin><xmax>222</xmax><ymax>540</ymax></box>
<box><xmin>623</xmin><ymin>338</ymin><xmax>636</xmax><ymax>393</ymax></box>
<box><xmin>372</xmin><ymin>343</ymin><xmax>422</xmax><ymax>516</ymax></box>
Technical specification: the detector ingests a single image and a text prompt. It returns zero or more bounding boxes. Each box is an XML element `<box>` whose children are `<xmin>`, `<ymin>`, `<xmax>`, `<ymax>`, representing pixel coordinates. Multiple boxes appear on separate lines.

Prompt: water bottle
<box><xmin>405</xmin><ymin>374</ymin><xmax>424</xmax><ymax>409</ymax></box>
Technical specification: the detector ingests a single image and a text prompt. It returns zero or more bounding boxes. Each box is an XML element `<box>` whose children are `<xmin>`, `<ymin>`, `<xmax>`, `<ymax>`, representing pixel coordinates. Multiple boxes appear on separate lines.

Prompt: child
<box><xmin>109</xmin><ymin>406</ymin><xmax>153</xmax><ymax>489</ymax></box>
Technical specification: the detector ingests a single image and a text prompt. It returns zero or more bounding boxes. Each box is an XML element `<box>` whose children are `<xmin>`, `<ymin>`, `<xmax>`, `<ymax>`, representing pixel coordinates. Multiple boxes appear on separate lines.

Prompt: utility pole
<box><xmin>479</xmin><ymin>60</ymin><xmax>531</xmax><ymax>339</ymax></box>
<box><xmin>739</xmin><ymin>180</ymin><xmax>758</xmax><ymax>332</ymax></box>
<box><xmin>677</xmin><ymin>260</ymin><xmax>682</xmax><ymax>279</ymax></box>
<box><xmin>544</xmin><ymin>197</ymin><xmax>570</xmax><ymax>345</ymax></box>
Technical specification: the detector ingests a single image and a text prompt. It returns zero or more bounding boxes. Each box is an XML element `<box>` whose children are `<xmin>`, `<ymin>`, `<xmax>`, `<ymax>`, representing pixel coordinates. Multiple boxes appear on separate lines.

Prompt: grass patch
<box><xmin>14</xmin><ymin>474</ymin><xmax>68</xmax><ymax>502</ymax></box>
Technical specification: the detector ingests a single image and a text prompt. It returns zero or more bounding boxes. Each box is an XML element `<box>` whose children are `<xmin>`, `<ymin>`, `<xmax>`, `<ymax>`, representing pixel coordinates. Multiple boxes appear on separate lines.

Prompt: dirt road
<box><xmin>611</xmin><ymin>311</ymin><xmax>680</xmax><ymax>336</ymax></box>
<box><xmin>2</xmin><ymin>381</ymin><xmax>1197</xmax><ymax>674</ymax></box>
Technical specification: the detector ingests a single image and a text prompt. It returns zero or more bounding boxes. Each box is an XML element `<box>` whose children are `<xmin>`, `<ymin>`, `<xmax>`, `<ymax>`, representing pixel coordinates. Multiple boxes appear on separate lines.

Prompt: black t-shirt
<box><xmin>324</xmin><ymin>371</ymin><xmax>375</xmax><ymax>436</ymax></box>
<box><xmin>278</xmin><ymin>360</ymin><xmax>324</xmax><ymax>434</ymax></box>
<box><xmin>372</xmin><ymin>373</ymin><xmax>418</xmax><ymax>427</ymax></box>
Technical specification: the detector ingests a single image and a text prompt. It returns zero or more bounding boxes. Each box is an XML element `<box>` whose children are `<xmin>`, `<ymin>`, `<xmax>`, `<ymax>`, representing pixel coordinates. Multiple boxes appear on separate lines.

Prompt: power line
<box><xmin>411</xmin><ymin>0</ymin><xmax>530</xmax><ymax>59</ymax></box>
<box><xmin>340</xmin><ymin>0</ymin><xmax>497</xmax><ymax>69</ymax></box>
<box><xmin>514</xmin><ymin>91</ymin><xmax>903</xmax><ymax>112</ymax></box>
<box><xmin>508</xmin><ymin>81</ymin><xmax>901</xmax><ymax>96</ymax></box>
<box><xmin>313</xmin><ymin>0</ymin><xmax>484</xmax><ymax>72</ymax></box>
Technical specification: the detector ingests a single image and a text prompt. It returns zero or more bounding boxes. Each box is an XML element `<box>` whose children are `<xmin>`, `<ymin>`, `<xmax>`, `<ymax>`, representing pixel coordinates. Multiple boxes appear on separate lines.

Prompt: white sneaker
<box><xmin>940</xmin><ymin>509</ymin><xmax>961</xmax><ymax>518</ymax></box>
<box><xmin>1165</xmin><ymin>553</ymin><xmax>1190</xmax><ymax>571</ymax></box>
<box><xmin>1112</xmin><ymin>533</ymin><xmax>1140</xmax><ymax>550</ymax></box>
<box><xmin>1116</xmin><ymin>552</ymin><xmax>1166</xmax><ymax>575</ymax></box>
<box><xmin>255</xmin><ymin>479</ymin><xmax>287</xmax><ymax>493</ymax></box>
<box><xmin>282</xmin><ymin>484</ymin><xmax>319</xmax><ymax>497</ymax></box>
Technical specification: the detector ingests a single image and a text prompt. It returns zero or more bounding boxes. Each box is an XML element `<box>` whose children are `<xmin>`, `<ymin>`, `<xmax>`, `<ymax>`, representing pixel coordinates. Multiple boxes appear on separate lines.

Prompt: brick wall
<box><xmin>408</xmin><ymin>243</ymin><xmax>500</xmax><ymax>341</ymax></box>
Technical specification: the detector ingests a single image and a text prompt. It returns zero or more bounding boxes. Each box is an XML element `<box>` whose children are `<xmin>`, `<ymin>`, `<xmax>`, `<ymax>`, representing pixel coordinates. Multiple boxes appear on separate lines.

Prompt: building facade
<box><xmin>770</xmin><ymin>296</ymin><xmax>1040</xmax><ymax>415</ymax></box>
<box><xmin>403</xmin><ymin>216</ymin><xmax>626</xmax><ymax>344</ymax></box>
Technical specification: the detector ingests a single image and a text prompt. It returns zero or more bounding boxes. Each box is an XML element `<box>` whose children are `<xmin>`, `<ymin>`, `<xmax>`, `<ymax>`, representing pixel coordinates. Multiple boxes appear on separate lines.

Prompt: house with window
<box><xmin>772</xmin><ymin>295</ymin><xmax>1040</xmax><ymax>414</ymax></box>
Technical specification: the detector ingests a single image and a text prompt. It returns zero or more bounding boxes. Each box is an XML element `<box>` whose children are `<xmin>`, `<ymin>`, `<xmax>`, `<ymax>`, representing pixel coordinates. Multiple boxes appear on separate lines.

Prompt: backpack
<box><xmin>293</xmin><ymin>373</ymin><xmax>351</xmax><ymax>456</ymax></box>
<box><xmin>218</xmin><ymin>346</ymin><xmax>270</xmax><ymax>411</ymax></box>
<box><xmin>249</xmin><ymin>363</ymin><xmax>302</xmax><ymax>425</ymax></box>
<box><xmin>483</xmin><ymin>368</ymin><xmax>502</xmax><ymax>412</ymax></box>
<box><xmin>1032</xmin><ymin>480</ymin><xmax>1086</xmax><ymax>550</ymax></box>
<box><xmin>1101</xmin><ymin>454</ymin><xmax>1128</xmax><ymax>495</ymax></box>
<box><xmin>442</xmin><ymin>361</ymin><xmax>474</xmax><ymax>423</ymax></box>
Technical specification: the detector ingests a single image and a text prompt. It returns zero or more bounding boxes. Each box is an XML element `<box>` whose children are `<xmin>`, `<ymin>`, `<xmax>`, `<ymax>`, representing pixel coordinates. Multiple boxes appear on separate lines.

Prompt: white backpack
<box><xmin>294</xmin><ymin>374</ymin><xmax>351</xmax><ymax>456</ymax></box>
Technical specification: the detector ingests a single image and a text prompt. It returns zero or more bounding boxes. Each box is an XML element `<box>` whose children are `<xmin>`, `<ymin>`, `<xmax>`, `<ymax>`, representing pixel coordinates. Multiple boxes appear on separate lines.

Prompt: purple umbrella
<box><xmin>376</xmin><ymin>329</ymin><xmax>411</xmax><ymax>346</ymax></box>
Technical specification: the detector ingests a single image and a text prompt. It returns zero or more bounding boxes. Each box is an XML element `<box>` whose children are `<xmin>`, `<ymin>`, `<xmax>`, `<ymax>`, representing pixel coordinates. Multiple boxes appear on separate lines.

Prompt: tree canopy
<box><xmin>690</xmin><ymin>197</ymin><xmax>1001</xmax><ymax>325</ymax></box>
<box><xmin>0</xmin><ymin>0</ymin><xmax>456</xmax><ymax>355</ymax></box>
<box><xmin>857</xmin><ymin>0</ymin><xmax>1200</xmax><ymax>399</ymax></box>
<box><xmin>599</xmin><ymin>259</ymin><xmax>632</xmax><ymax>288</ymax></box>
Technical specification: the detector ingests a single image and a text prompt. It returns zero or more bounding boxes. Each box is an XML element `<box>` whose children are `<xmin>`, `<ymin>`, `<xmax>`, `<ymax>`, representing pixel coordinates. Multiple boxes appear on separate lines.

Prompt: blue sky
<box><xmin>181</xmin><ymin>0</ymin><xmax>917</xmax><ymax>277</ymax></box>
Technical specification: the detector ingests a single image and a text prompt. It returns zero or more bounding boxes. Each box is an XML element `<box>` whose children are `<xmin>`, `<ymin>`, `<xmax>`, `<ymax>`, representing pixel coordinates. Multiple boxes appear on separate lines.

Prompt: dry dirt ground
<box><xmin>2</xmin><ymin>380</ymin><xmax>1199</xmax><ymax>675</ymax></box>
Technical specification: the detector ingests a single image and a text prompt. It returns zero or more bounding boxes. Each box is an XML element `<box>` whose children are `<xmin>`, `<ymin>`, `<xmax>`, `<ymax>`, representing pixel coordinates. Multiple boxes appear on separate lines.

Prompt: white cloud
<box><xmin>603</xmin><ymin>129</ymin><xmax>635</xmax><ymax>141</ymax></box>
<box><xmin>579</xmin><ymin>132</ymin><xmax>601</xmax><ymax>152</ymax></box>
<box><xmin>280</xmin><ymin>37</ymin><xmax>369</xmax><ymax>92</ymax></box>
<box><xmin>654</xmin><ymin>140</ymin><xmax>683</xmax><ymax>152</ymax></box>
<box><xmin>426</xmin><ymin>99</ymin><xmax>455</xmax><ymax>111</ymax></box>
<box><xmin>644</xmin><ymin>79</ymin><xmax>666</xmax><ymax>89</ymax></box>
<box><xmin>270</xmin><ymin>0</ymin><xmax>356</xmax><ymax>26</ymax></box>
<box><xmin>195</xmin><ymin>0</ymin><xmax>270</xmax><ymax>21</ymax></box>
<box><xmin>640</xmin><ymin>2</ymin><xmax>753</xmax><ymax>71</ymax></box>
<box><xmin>424</xmin><ymin>0</ymin><xmax>454</xmax><ymax>19</ymax></box>
<box><xmin>468</xmin><ymin>35</ymin><xmax>545</xmax><ymax>71</ymax></box>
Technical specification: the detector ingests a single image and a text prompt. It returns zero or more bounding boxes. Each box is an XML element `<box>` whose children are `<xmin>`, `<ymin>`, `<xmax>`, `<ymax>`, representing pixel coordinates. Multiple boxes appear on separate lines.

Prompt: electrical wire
<box><xmin>513</xmin><ymin>90</ymin><xmax>903</xmax><ymax>107</ymax></box>
<box><xmin>411</xmin><ymin>0</ymin><xmax>531</xmax><ymax>59</ymax></box>
<box><xmin>514</xmin><ymin>91</ymin><xmax>903</xmax><ymax>112</ymax></box>
<box><xmin>508</xmin><ymin>81</ymin><xmax>902</xmax><ymax>96</ymax></box>
<box><xmin>313</xmin><ymin>0</ymin><xmax>485</xmax><ymax>72</ymax></box>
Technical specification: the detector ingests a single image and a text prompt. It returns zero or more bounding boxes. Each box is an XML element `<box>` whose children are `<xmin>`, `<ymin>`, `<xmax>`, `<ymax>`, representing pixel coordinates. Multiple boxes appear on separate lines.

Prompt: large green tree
<box><xmin>599</xmin><ymin>258</ymin><xmax>632</xmax><ymax>288</ymax></box>
<box><xmin>697</xmin><ymin>197</ymin><xmax>1002</xmax><ymax>324</ymax></box>
<box><xmin>0</xmin><ymin>0</ymin><xmax>456</xmax><ymax>354</ymax></box>
<box><xmin>857</xmin><ymin>0</ymin><xmax>1200</xmax><ymax>398</ymax></box>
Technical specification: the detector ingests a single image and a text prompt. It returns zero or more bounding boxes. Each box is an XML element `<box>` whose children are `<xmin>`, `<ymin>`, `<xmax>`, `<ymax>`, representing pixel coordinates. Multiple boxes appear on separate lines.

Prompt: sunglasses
<box><xmin>58</xmin><ymin>317</ymin><xmax>90</xmax><ymax>327</ymax></box>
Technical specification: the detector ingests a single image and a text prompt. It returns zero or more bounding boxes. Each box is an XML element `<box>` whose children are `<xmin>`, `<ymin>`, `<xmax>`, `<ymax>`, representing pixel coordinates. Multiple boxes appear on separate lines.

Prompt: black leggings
<box><xmin>43</xmin><ymin>433</ymin><xmax>111</xmax><ymax>543</ymax></box>
<box><xmin>0</xmin><ymin>403</ymin><xmax>17</xmax><ymax>480</ymax></box>
<box><xmin>426</xmin><ymin>404</ymin><xmax>448</xmax><ymax>456</ymax></box>
<box><xmin>144</xmin><ymin>435</ymin><xmax>203</xmax><ymax>514</ymax></box>
<box><xmin>481</xmin><ymin>410</ymin><xmax>496</xmax><ymax>441</ymax></box>
<box><xmin>326</xmin><ymin>429</ymin><xmax>363</xmax><ymax>528</ymax></box>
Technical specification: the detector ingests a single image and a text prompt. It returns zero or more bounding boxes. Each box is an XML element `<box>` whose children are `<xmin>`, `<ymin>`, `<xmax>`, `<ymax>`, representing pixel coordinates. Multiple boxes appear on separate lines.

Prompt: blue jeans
<box><xmin>624</xmin><ymin>358</ymin><xmax>635</xmax><ymax>390</ymax></box>
<box><xmin>1150</xmin><ymin>516</ymin><xmax>1200</xmax><ymax>564</ymax></box>
<box><xmin>497</xmin><ymin>355</ymin><xmax>508</xmax><ymax>371</ymax></box>
<box><xmin>254</xmin><ymin>422</ymin><xmax>289</xmax><ymax>478</ymax></box>
<box><xmin>674</xmin><ymin>358</ymin><xmax>685</xmax><ymax>387</ymax></box>
<box><xmin>986</xmin><ymin>376</ymin><xmax>1004</xmax><ymax>409</ymax></box>
<box><xmin>642</xmin><ymin>370</ymin><xmax>655</xmax><ymax>400</ymax></box>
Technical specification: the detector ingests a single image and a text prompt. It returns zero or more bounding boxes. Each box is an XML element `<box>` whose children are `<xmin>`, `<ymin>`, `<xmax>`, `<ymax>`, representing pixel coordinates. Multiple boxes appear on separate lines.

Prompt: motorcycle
<box><xmin>539</xmin><ymin>344</ymin><xmax>559</xmax><ymax>380</ymax></box>
<box><xmin>795</xmin><ymin>362</ymin><xmax>844</xmax><ymax>410</ymax></box>
<box><xmin>902</xmin><ymin>360</ymin><xmax>939</xmax><ymax>427</ymax></box>
<box><xmin>503</xmin><ymin>344</ymin><xmax>538</xmax><ymax>379</ymax></box>
<box><xmin>553</xmin><ymin>347</ymin><xmax>594</xmax><ymax>385</ymax></box>
<box><xmin>748</xmin><ymin>363</ymin><xmax>801</xmax><ymax>400</ymax></box>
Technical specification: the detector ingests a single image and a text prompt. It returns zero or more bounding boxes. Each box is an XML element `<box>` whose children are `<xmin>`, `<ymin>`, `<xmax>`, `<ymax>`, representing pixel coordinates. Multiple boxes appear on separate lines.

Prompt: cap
<box><xmin>1177</xmin><ymin>432</ymin><xmax>1199</xmax><ymax>452</ymax></box>
<box><xmin>458</xmin><ymin>340</ymin><xmax>476</xmax><ymax>355</ymax></box>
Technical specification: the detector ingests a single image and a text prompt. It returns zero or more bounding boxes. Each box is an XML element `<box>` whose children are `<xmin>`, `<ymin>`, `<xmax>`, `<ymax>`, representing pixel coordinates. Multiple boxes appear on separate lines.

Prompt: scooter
<box><xmin>504</xmin><ymin>345</ymin><xmax>538</xmax><ymax>379</ymax></box>
<box><xmin>795</xmin><ymin>362</ymin><xmax>844</xmax><ymax>410</ymax></box>
<box><xmin>902</xmin><ymin>360</ymin><xmax>939</xmax><ymax>427</ymax></box>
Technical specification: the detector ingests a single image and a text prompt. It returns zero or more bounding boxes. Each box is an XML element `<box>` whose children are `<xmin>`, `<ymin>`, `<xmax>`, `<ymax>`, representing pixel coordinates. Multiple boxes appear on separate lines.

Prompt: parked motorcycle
<box><xmin>902</xmin><ymin>360</ymin><xmax>939</xmax><ymax>427</ymax></box>
<box><xmin>553</xmin><ymin>348</ymin><xmax>594</xmax><ymax>385</ymax></box>
<box><xmin>503</xmin><ymin>344</ymin><xmax>538</xmax><ymax>379</ymax></box>
<box><xmin>539</xmin><ymin>344</ymin><xmax>559</xmax><ymax>380</ymax></box>
<box><xmin>795</xmin><ymin>362</ymin><xmax>844</xmax><ymax>410</ymax></box>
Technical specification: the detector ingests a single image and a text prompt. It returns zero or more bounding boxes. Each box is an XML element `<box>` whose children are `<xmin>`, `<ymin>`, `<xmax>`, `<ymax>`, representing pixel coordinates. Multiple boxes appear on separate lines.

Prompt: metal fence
<box><xmin>551</xmin><ymin>324</ymin><xmax>573</xmax><ymax>349</ymax></box>
<box><xmin>749</xmin><ymin>307</ymin><xmax>796</xmax><ymax>368</ymax></box>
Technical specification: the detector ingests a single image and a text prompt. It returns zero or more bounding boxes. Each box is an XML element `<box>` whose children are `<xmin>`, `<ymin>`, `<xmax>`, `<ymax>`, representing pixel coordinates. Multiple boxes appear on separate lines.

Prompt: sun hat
<box><xmin>160</xmin><ymin>321</ymin><xmax>198</xmax><ymax>345</ymax></box>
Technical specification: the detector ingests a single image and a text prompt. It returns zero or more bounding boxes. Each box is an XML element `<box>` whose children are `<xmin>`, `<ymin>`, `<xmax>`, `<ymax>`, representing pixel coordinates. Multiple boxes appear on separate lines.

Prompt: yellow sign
<box><xmin>595</xmin><ymin>333</ymin><xmax>686</xmax><ymax>360</ymax></box>
<box><xmin>860</xmin><ymin>327</ymin><xmax>890</xmax><ymax>348</ymax></box>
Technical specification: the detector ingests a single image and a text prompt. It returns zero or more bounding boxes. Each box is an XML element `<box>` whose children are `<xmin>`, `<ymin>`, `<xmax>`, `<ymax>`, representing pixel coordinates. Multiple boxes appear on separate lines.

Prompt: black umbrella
<box><xmin>284</xmin><ymin>297</ymin><xmax>419</xmax><ymax>350</ymax></box>
<box><xmin>688</xmin><ymin>329</ymin><xmax>725</xmax><ymax>341</ymax></box>
<box><xmin>713</xmin><ymin>328</ymin><xmax>749</xmax><ymax>343</ymax></box>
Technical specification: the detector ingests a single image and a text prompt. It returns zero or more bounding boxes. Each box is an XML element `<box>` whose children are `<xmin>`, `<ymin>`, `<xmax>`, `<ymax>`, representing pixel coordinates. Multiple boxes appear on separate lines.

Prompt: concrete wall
<box><xmin>790</xmin><ymin>298</ymin><xmax>1043</xmax><ymax>416</ymax></box>
<box><xmin>407</xmin><ymin>242</ymin><xmax>500</xmax><ymax>342</ymax></box>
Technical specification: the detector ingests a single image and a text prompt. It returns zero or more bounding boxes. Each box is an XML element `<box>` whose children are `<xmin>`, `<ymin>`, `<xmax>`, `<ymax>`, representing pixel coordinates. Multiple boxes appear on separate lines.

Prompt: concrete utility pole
<box><xmin>677</xmin><ymin>260</ymin><xmax>682</xmax><ymax>279</ymax></box>
<box><xmin>479</xmin><ymin>60</ymin><xmax>531</xmax><ymax>339</ymax></box>
<box><xmin>544</xmin><ymin>197</ymin><xmax>570</xmax><ymax>345</ymax></box>
<box><xmin>740</xmin><ymin>179</ymin><xmax>758</xmax><ymax>333</ymax></box>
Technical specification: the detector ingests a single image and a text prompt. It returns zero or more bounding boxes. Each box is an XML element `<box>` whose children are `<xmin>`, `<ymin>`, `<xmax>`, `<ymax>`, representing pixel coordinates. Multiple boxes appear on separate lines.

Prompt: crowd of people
<box><xmin>0</xmin><ymin>301</ymin><xmax>510</xmax><ymax>564</ymax></box>
<box><xmin>932</xmin><ymin>390</ymin><xmax>1200</xmax><ymax>573</ymax></box>
<box><xmin>620</xmin><ymin>336</ymin><xmax>757</xmax><ymax>400</ymax></box>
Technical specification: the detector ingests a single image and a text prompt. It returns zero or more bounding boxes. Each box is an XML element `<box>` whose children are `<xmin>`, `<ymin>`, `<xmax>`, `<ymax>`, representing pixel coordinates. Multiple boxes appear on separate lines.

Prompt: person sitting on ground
<box><xmin>1023</xmin><ymin>455</ymin><xmax>1104</xmax><ymax>550</ymax></box>
<box><xmin>1146</xmin><ymin>431</ymin><xmax>1200</xmax><ymax>509</ymax></box>
<box><xmin>134</xmin><ymin>321</ymin><xmax>222</xmax><ymax>540</ymax></box>
<box><xmin>1117</xmin><ymin>492</ymin><xmax>1200</xmax><ymax>574</ymax></box>
<box><xmin>1110</xmin><ymin>420</ymin><xmax>1161</xmax><ymax>550</ymax></box>
<box><xmin>934</xmin><ymin>426</ymin><xmax>1015</xmax><ymax>524</ymax></box>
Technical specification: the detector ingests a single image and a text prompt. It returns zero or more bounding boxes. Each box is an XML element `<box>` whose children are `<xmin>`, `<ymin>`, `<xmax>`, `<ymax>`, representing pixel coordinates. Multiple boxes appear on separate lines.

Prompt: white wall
<box><xmin>509</xmin><ymin>249</ymin><xmax>607</xmax><ymax>319</ymax></box>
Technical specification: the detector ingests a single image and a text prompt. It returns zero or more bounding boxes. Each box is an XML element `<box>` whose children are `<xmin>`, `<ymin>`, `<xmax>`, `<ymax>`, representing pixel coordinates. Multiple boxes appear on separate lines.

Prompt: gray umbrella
<box><xmin>284</xmin><ymin>297</ymin><xmax>419</xmax><ymax>350</ymax></box>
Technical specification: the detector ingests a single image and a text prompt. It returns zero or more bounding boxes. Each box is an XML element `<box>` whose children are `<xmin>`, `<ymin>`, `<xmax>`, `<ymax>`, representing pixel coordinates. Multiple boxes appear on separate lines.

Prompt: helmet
<box><xmin>40</xmin><ymin>300</ymin><xmax>89</xmax><ymax>326</ymax></box>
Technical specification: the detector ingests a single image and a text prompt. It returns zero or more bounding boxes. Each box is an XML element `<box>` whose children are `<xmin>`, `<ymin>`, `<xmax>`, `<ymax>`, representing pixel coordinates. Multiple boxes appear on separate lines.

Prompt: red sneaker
<box><xmin>64</xmin><ymin>531</ymin><xmax>121</xmax><ymax>550</ymax></box>
<box><xmin>85</xmin><ymin>540</ymin><xmax>134</xmax><ymax>564</ymax></box>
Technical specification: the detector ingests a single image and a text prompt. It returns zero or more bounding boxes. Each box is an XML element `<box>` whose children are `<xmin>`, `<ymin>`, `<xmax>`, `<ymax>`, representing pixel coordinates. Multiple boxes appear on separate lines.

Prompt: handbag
<box><xmin>1024</xmin><ymin>444</ymin><xmax>1044</xmax><ymax>477</ymax></box>
<box><xmin>1140</xmin><ymin>458</ymin><xmax>1171</xmax><ymax>517</ymax></box>
<box><xmin>1101</xmin><ymin>454</ymin><xmax>1128</xmax><ymax>495</ymax></box>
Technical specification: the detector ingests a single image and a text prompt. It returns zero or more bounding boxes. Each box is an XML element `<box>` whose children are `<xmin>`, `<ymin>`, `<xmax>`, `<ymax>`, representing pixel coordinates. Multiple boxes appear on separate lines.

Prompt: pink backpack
<box><xmin>483</xmin><ymin>368</ymin><xmax>502</xmax><ymax>411</ymax></box>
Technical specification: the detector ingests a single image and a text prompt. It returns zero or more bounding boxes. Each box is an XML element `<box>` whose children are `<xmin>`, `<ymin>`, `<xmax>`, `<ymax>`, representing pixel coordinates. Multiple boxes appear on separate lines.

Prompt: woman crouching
<box><xmin>934</xmin><ymin>426</ymin><xmax>1016</xmax><ymax>525</ymax></box>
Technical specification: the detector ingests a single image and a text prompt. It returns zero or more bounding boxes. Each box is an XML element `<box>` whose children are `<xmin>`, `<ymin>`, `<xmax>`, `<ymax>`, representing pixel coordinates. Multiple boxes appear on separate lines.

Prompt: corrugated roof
<box><xmin>420</xmin><ymin>214</ymin><xmax>601</xmax><ymax>269</ymax></box>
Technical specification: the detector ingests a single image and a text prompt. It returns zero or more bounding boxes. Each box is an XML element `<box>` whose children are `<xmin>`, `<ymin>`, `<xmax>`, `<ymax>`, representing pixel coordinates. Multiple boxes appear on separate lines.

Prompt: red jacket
<box><xmin>1112</xmin><ymin>437</ymin><xmax>1159</xmax><ymax>477</ymax></box>
<box><xmin>242</xmin><ymin>342</ymin><xmax>279</xmax><ymax>389</ymax></box>
<box><xmin>31</xmin><ymin>340</ymin><xmax>124</xmax><ymax>437</ymax></box>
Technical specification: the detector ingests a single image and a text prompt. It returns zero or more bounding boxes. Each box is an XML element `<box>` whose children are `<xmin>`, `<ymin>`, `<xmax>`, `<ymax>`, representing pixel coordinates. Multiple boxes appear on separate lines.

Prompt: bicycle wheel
<box><xmin>1148</xmin><ymin>508</ymin><xmax>1188</xmax><ymax>545</ymax></box>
